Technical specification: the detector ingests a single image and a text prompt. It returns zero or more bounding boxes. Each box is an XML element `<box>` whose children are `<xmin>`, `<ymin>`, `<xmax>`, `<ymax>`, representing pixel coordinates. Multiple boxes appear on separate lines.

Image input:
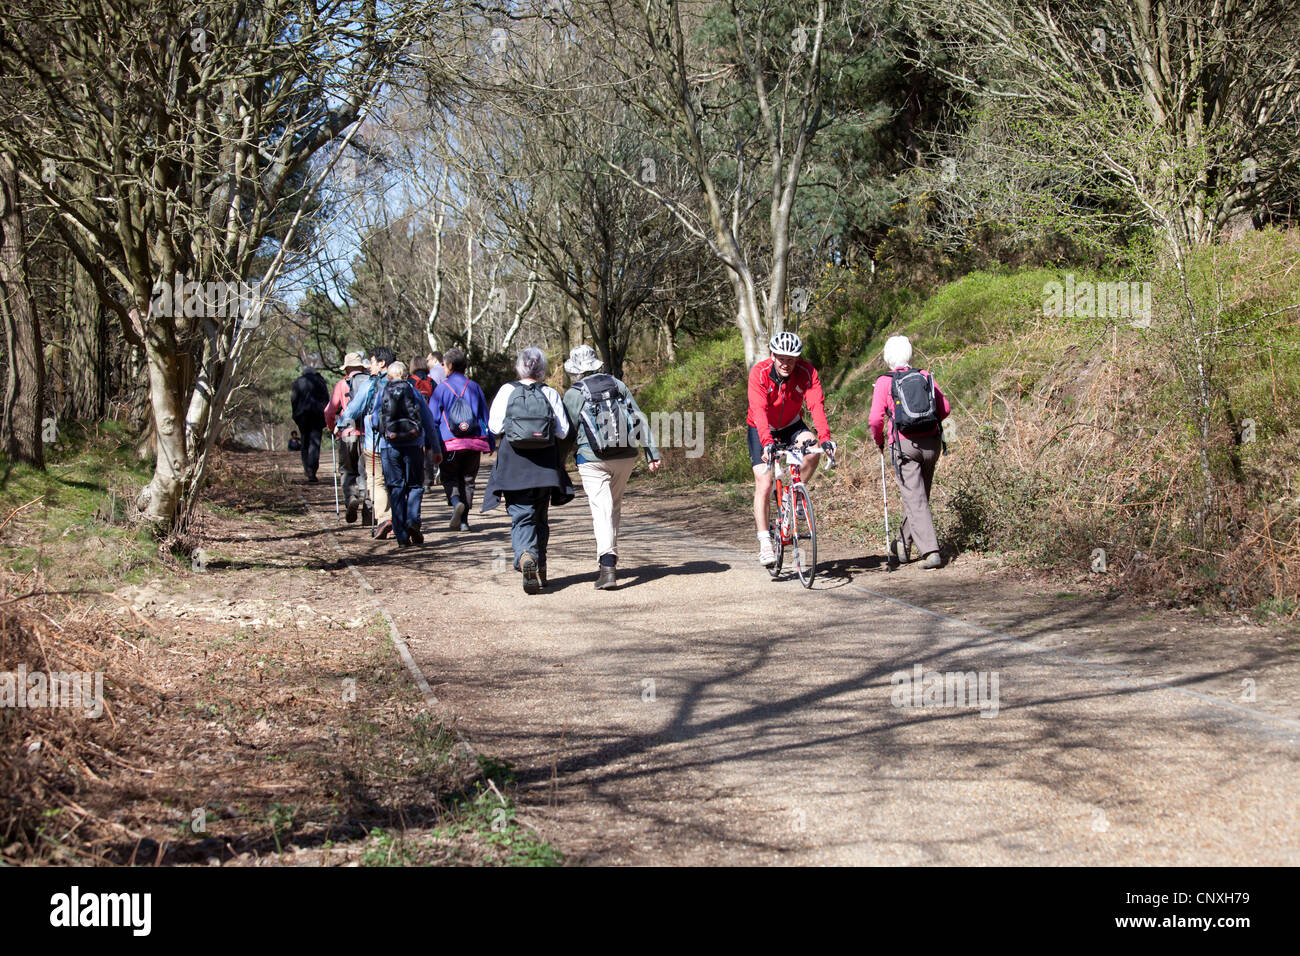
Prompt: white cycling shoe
<box><xmin>758</xmin><ymin>542</ymin><xmax>777</xmax><ymax>566</ymax></box>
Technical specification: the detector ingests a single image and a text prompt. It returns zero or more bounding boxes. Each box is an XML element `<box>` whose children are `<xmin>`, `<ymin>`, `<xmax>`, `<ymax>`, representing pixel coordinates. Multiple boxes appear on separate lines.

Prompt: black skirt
<box><xmin>481</xmin><ymin>441</ymin><xmax>575</xmax><ymax>512</ymax></box>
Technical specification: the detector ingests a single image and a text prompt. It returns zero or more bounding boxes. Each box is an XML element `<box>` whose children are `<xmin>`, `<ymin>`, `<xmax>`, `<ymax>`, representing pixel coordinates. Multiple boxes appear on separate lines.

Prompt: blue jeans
<box><xmin>504</xmin><ymin>489</ymin><xmax>551</xmax><ymax>568</ymax></box>
<box><xmin>380</xmin><ymin>444</ymin><xmax>425</xmax><ymax>541</ymax></box>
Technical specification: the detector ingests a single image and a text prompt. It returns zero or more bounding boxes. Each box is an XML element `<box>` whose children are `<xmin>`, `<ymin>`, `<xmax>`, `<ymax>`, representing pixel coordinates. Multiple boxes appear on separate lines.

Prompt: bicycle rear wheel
<box><xmin>792</xmin><ymin>483</ymin><xmax>817</xmax><ymax>588</ymax></box>
<box><xmin>767</xmin><ymin>485</ymin><xmax>785</xmax><ymax>578</ymax></box>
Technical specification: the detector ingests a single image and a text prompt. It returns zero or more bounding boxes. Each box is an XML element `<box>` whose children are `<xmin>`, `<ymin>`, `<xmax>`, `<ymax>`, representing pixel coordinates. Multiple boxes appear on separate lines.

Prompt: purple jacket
<box><xmin>428</xmin><ymin>373</ymin><xmax>494</xmax><ymax>453</ymax></box>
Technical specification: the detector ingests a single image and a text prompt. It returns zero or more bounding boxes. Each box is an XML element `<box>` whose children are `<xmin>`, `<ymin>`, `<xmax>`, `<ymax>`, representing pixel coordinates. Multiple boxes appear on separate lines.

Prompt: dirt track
<box><xmin>220</xmin><ymin>450</ymin><xmax>1300</xmax><ymax>864</ymax></box>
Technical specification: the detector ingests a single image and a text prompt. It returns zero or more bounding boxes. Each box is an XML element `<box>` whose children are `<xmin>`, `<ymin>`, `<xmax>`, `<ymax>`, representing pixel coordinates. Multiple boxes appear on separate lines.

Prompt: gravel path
<box><xmin>286</xmin><ymin>453</ymin><xmax>1300</xmax><ymax>865</ymax></box>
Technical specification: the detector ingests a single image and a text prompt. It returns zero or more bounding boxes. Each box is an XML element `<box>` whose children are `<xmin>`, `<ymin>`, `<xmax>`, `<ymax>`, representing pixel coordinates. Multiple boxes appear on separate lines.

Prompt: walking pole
<box><xmin>331</xmin><ymin>432</ymin><xmax>339</xmax><ymax>518</ymax></box>
<box><xmin>880</xmin><ymin>451</ymin><xmax>893</xmax><ymax>572</ymax></box>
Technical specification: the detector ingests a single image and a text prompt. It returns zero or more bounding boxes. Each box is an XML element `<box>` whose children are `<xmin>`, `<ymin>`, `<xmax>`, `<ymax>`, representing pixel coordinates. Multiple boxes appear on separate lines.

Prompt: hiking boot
<box><xmin>538</xmin><ymin>564</ymin><xmax>547</xmax><ymax>588</ymax></box>
<box><xmin>307</xmin><ymin>474</ymin><xmax>319</xmax><ymax>484</ymax></box>
<box><xmin>595</xmin><ymin>566</ymin><xmax>617</xmax><ymax>590</ymax></box>
<box><xmin>893</xmin><ymin>537</ymin><xmax>910</xmax><ymax>565</ymax></box>
<box><xmin>520</xmin><ymin>553</ymin><xmax>542</xmax><ymax>594</ymax></box>
<box><xmin>395</xmin><ymin>537</ymin><xmax>410</xmax><ymax>549</ymax></box>
<box><xmin>373</xmin><ymin>519</ymin><xmax>392</xmax><ymax>540</ymax></box>
<box><xmin>345</xmin><ymin>497</ymin><xmax>359</xmax><ymax>523</ymax></box>
<box><xmin>921</xmin><ymin>551</ymin><xmax>943</xmax><ymax>570</ymax></box>
<box><xmin>450</xmin><ymin>501</ymin><xmax>467</xmax><ymax>532</ymax></box>
<box><xmin>409</xmin><ymin>525</ymin><xmax>424</xmax><ymax>546</ymax></box>
<box><xmin>758</xmin><ymin>541</ymin><xmax>777</xmax><ymax>566</ymax></box>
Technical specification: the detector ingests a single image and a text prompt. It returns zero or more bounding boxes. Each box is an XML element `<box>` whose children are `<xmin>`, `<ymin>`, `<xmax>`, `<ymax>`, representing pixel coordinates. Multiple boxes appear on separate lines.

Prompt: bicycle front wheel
<box><xmin>792</xmin><ymin>483</ymin><xmax>817</xmax><ymax>588</ymax></box>
<box><xmin>767</xmin><ymin>485</ymin><xmax>785</xmax><ymax>578</ymax></box>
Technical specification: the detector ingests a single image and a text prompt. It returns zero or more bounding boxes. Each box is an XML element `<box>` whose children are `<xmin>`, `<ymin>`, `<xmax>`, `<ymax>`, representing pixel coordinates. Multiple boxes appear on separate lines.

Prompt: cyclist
<box><xmin>747</xmin><ymin>331</ymin><xmax>835</xmax><ymax>566</ymax></box>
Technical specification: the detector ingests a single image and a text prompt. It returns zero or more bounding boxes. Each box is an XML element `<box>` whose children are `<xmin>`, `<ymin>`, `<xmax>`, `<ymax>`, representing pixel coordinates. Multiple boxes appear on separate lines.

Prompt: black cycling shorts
<box><xmin>747</xmin><ymin>419</ymin><xmax>812</xmax><ymax>467</ymax></box>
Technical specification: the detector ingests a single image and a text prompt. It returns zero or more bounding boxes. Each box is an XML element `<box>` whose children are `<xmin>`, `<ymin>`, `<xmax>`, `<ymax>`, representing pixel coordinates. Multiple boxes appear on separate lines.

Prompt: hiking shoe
<box><xmin>373</xmin><ymin>519</ymin><xmax>392</xmax><ymax>540</ymax></box>
<box><xmin>395</xmin><ymin>537</ymin><xmax>410</xmax><ymax>549</ymax></box>
<box><xmin>520</xmin><ymin>553</ymin><xmax>542</xmax><ymax>594</ymax></box>
<box><xmin>758</xmin><ymin>542</ymin><xmax>777</xmax><ymax>566</ymax></box>
<box><xmin>307</xmin><ymin>474</ymin><xmax>319</xmax><ymax>484</ymax></box>
<box><xmin>595</xmin><ymin>566</ymin><xmax>617</xmax><ymax>590</ymax></box>
<box><xmin>409</xmin><ymin>526</ymin><xmax>424</xmax><ymax>546</ymax></box>
<box><xmin>538</xmin><ymin>564</ymin><xmax>547</xmax><ymax>588</ymax></box>
<box><xmin>345</xmin><ymin>498</ymin><xmax>359</xmax><ymax>523</ymax></box>
<box><xmin>459</xmin><ymin>522</ymin><xmax>471</xmax><ymax>532</ymax></box>
<box><xmin>893</xmin><ymin>538</ymin><xmax>910</xmax><ymax>565</ymax></box>
<box><xmin>450</xmin><ymin>501</ymin><xmax>467</xmax><ymax>532</ymax></box>
<box><xmin>921</xmin><ymin>551</ymin><xmax>943</xmax><ymax>570</ymax></box>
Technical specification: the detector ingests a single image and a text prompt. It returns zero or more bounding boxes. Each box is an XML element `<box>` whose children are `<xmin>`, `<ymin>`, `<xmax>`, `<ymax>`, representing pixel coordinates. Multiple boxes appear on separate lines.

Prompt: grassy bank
<box><xmin>640</xmin><ymin>230</ymin><xmax>1300</xmax><ymax>618</ymax></box>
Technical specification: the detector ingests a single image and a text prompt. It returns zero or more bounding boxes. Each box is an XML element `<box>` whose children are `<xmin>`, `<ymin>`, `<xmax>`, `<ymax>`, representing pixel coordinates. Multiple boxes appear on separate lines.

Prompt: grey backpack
<box><xmin>503</xmin><ymin>381</ymin><xmax>555</xmax><ymax>449</ymax></box>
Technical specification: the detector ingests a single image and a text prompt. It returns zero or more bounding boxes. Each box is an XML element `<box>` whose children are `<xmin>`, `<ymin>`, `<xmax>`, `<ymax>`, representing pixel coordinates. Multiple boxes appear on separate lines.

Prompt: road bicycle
<box><xmin>766</xmin><ymin>438</ymin><xmax>835</xmax><ymax>587</ymax></box>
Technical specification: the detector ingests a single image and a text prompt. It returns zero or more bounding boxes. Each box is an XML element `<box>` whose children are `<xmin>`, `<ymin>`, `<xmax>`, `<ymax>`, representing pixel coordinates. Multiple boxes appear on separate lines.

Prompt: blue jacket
<box><xmin>427</xmin><ymin>373</ymin><xmax>495</xmax><ymax>451</ymax></box>
<box><xmin>344</xmin><ymin>375</ymin><xmax>442</xmax><ymax>454</ymax></box>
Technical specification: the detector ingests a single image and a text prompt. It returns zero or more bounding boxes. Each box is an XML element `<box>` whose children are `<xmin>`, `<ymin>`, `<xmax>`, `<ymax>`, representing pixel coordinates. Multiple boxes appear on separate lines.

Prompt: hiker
<box><xmin>410</xmin><ymin>356</ymin><xmax>435</xmax><ymax>401</ymax></box>
<box><xmin>869</xmin><ymin>334</ymin><xmax>952</xmax><ymax>569</ymax></box>
<box><xmin>342</xmin><ymin>347</ymin><xmax>396</xmax><ymax>538</ymax></box>
<box><xmin>482</xmin><ymin>346</ymin><xmax>574</xmax><ymax>594</ymax></box>
<box><xmin>427</xmin><ymin>347</ymin><xmax>493</xmax><ymax>532</ymax></box>
<box><xmin>427</xmin><ymin>351</ymin><xmax>447</xmax><ymax>389</ymax></box>
<box><xmin>324</xmin><ymin>351</ymin><xmax>370</xmax><ymax>522</ymax></box>
<box><xmin>560</xmin><ymin>345</ymin><xmax>662</xmax><ymax>590</ymax></box>
<box><xmin>410</xmin><ymin>356</ymin><xmax>439</xmax><ymax>491</ymax></box>
<box><xmin>369</xmin><ymin>362</ymin><xmax>443</xmax><ymax>548</ymax></box>
<box><xmin>287</xmin><ymin>430</ymin><xmax>301</xmax><ymax>451</ymax></box>
<box><xmin>290</xmin><ymin>365</ymin><xmax>330</xmax><ymax>482</ymax></box>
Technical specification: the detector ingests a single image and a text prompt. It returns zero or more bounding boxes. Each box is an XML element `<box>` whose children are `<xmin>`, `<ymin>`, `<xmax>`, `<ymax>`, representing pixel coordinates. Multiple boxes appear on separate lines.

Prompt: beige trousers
<box><xmin>365</xmin><ymin>448</ymin><xmax>390</xmax><ymax>519</ymax></box>
<box><xmin>577</xmin><ymin>456</ymin><xmax>637</xmax><ymax>559</ymax></box>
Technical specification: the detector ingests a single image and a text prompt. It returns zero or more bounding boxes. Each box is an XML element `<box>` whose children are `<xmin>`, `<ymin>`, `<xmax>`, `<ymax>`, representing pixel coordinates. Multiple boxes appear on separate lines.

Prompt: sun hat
<box><xmin>340</xmin><ymin>350</ymin><xmax>367</xmax><ymax>372</ymax></box>
<box><xmin>563</xmin><ymin>344</ymin><xmax>604</xmax><ymax>376</ymax></box>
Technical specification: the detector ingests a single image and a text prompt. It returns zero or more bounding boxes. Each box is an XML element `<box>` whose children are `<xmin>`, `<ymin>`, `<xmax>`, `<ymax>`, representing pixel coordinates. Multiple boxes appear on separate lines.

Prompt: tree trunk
<box><xmin>65</xmin><ymin>254</ymin><xmax>107</xmax><ymax>421</ymax></box>
<box><xmin>135</xmin><ymin>323</ymin><xmax>189</xmax><ymax>527</ymax></box>
<box><xmin>0</xmin><ymin>153</ymin><xmax>45</xmax><ymax>467</ymax></box>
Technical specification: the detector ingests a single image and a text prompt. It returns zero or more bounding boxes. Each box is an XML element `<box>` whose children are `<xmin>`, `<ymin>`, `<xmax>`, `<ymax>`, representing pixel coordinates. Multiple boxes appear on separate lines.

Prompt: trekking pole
<box><xmin>880</xmin><ymin>451</ymin><xmax>893</xmax><ymax>572</ymax></box>
<box><xmin>331</xmin><ymin>433</ymin><xmax>339</xmax><ymax>518</ymax></box>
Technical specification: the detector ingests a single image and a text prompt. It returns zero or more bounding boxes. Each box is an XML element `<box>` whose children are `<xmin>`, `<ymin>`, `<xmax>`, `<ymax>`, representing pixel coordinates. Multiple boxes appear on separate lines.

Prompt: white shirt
<box><xmin>488</xmin><ymin>380</ymin><xmax>570</xmax><ymax>439</ymax></box>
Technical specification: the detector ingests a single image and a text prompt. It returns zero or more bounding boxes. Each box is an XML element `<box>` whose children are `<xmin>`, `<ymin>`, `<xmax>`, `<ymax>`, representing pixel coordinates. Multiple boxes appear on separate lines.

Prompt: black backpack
<box><xmin>888</xmin><ymin>368</ymin><xmax>940</xmax><ymax>434</ymax></box>
<box><xmin>503</xmin><ymin>381</ymin><xmax>555</xmax><ymax>449</ymax></box>
<box><xmin>576</xmin><ymin>373</ymin><xmax>636</xmax><ymax>457</ymax></box>
<box><xmin>379</xmin><ymin>380</ymin><xmax>424</xmax><ymax>446</ymax></box>
<box><xmin>442</xmin><ymin>379</ymin><xmax>481</xmax><ymax>438</ymax></box>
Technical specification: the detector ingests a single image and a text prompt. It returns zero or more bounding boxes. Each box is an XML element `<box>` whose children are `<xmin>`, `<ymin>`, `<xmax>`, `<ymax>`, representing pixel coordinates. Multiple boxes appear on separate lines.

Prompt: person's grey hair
<box><xmin>387</xmin><ymin>361</ymin><xmax>408</xmax><ymax>379</ymax></box>
<box><xmin>516</xmin><ymin>347</ymin><xmax>548</xmax><ymax>380</ymax></box>
<box><xmin>882</xmin><ymin>335</ymin><xmax>913</xmax><ymax>370</ymax></box>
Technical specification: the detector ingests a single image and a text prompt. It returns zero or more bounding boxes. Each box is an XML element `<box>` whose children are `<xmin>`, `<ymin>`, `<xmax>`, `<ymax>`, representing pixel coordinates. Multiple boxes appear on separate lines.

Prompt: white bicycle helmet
<box><xmin>769</xmin><ymin>330</ymin><xmax>803</xmax><ymax>357</ymax></box>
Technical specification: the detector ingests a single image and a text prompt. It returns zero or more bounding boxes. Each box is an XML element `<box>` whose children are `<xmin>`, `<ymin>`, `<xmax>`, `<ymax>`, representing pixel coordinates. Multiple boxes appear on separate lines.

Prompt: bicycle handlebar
<box><xmin>767</xmin><ymin>438</ymin><xmax>836</xmax><ymax>472</ymax></box>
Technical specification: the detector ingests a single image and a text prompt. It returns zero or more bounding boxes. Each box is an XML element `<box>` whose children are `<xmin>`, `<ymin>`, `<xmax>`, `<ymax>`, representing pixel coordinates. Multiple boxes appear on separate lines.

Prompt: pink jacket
<box><xmin>324</xmin><ymin>378</ymin><xmax>361</xmax><ymax>438</ymax></box>
<box><xmin>868</xmin><ymin>368</ymin><xmax>950</xmax><ymax>448</ymax></box>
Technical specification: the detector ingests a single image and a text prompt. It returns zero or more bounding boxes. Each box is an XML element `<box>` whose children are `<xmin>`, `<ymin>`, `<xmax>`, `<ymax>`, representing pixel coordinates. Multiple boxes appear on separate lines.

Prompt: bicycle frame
<box><xmin>765</xmin><ymin>438</ymin><xmax>833</xmax><ymax>586</ymax></box>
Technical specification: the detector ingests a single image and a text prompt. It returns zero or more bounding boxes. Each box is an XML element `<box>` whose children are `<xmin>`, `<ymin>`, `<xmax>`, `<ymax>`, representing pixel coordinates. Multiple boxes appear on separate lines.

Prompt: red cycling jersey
<box><xmin>746</xmin><ymin>357</ymin><xmax>831</xmax><ymax>446</ymax></box>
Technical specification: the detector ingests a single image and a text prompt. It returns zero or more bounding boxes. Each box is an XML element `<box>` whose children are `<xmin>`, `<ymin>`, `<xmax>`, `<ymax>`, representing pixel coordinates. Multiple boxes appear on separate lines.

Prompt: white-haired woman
<box><xmin>482</xmin><ymin>347</ymin><xmax>574</xmax><ymax>594</ymax></box>
<box><xmin>868</xmin><ymin>335</ymin><xmax>952</xmax><ymax>569</ymax></box>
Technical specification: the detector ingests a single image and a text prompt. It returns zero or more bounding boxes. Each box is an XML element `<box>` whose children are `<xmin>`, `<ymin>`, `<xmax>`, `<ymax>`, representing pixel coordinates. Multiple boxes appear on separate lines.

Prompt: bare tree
<box><xmin>0</xmin><ymin>0</ymin><xmax>458</xmax><ymax>528</ymax></box>
<box><xmin>581</xmin><ymin>0</ymin><xmax>873</xmax><ymax>366</ymax></box>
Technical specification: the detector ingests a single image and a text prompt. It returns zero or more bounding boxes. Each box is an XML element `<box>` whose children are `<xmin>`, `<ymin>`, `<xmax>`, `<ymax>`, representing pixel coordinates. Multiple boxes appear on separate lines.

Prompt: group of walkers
<box><xmin>291</xmin><ymin>343</ymin><xmax>661</xmax><ymax>590</ymax></box>
<box><xmin>289</xmin><ymin>329</ymin><xmax>951</xmax><ymax>593</ymax></box>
